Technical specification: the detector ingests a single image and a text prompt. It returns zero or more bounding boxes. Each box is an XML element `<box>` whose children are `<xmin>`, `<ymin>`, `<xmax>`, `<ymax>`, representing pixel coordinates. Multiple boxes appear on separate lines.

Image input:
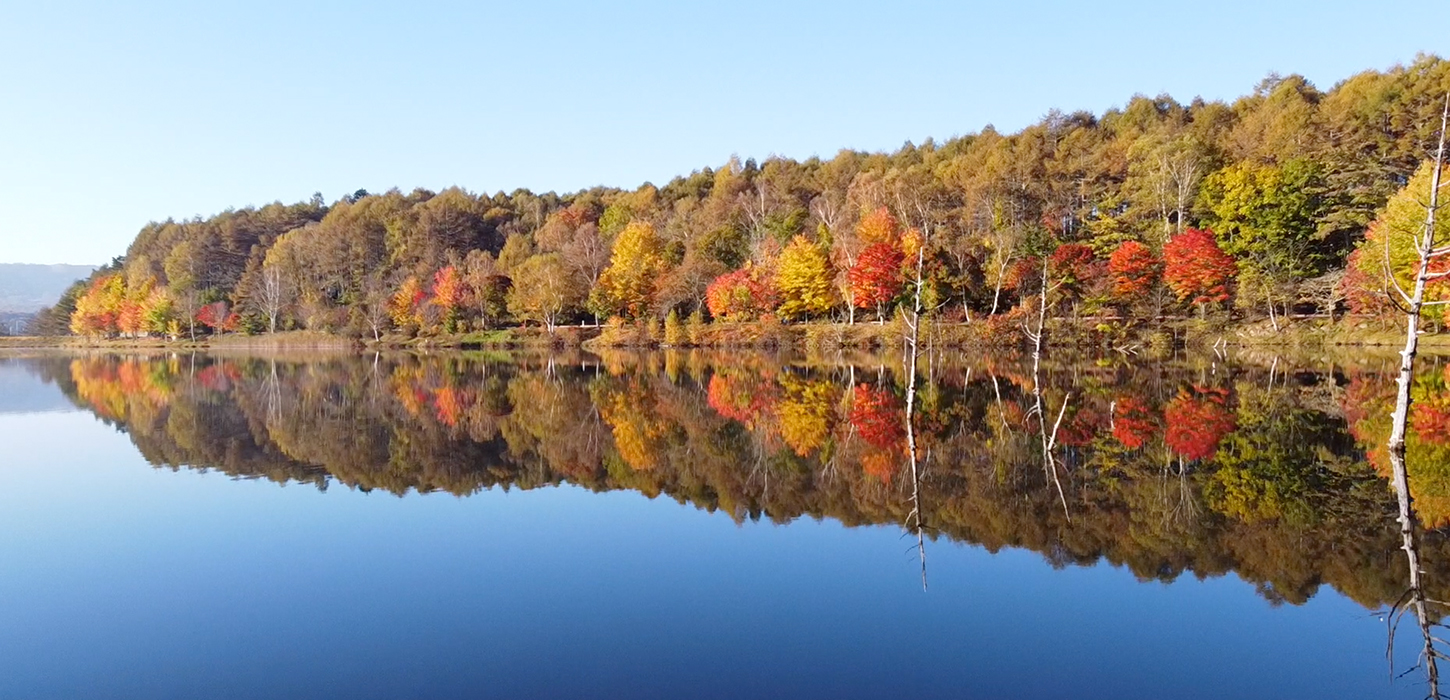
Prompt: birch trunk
<box><xmin>1388</xmin><ymin>95</ymin><xmax>1448</xmax><ymax>474</ymax></box>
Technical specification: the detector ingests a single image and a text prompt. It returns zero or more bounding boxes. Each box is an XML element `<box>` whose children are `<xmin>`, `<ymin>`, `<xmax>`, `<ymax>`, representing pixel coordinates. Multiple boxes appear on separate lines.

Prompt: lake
<box><xmin>1</xmin><ymin>349</ymin><xmax>1446</xmax><ymax>699</ymax></box>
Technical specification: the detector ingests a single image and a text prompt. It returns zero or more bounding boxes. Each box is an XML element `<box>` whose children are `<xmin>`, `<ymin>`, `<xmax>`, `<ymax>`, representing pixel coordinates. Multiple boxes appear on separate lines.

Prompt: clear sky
<box><xmin>1</xmin><ymin>0</ymin><xmax>1446</xmax><ymax>265</ymax></box>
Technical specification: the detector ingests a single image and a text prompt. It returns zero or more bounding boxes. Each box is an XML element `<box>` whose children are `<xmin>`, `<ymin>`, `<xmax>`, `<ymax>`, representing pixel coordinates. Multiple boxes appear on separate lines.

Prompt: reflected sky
<box><xmin>0</xmin><ymin>359</ymin><xmax>77</xmax><ymax>415</ymax></box>
<box><xmin>0</xmin><ymin>355</ymin><xmax>1431</xmax><ymax>699</ymax></box>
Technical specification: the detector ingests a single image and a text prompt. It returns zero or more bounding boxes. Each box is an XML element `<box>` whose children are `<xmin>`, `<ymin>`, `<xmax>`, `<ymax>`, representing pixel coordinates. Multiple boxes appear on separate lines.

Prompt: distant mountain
<box><xmin>0</xmin><ymin>264</ymin><xmax>95</xmax><ymax>313</ymax></box>
<box><xmin>0</xmin><ymin>312</ymin><xmax>34</xmax><ymax>335</ymax></box>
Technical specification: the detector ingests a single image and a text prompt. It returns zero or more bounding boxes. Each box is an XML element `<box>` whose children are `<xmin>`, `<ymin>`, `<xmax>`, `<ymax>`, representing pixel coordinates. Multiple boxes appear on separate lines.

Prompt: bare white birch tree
<box><xmin>1382</xmin><ymin>93</ymin><xmax>1450</xmax><ymax>700</ymax></box>
<box><xmin>256</xmin><ymin>264</ymin><xmax>287</xmax><ymax>334</ymax></box>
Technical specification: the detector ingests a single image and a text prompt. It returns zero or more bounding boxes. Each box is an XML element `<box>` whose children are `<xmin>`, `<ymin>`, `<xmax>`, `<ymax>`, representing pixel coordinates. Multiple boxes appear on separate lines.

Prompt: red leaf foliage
<box><xmin>1412</xmin><ymin>401</ymin><xmax>1450</xmax><ymax>445</ymax></box>
<box><xmin>861</xmin><ymin>451</ymin><xmax>899</xmax><ymax>484</ymax></box>
<box><xmin>1163</xmin><ymin>228</ymin><xmax>1236</xmax><ymax>304</ymax></box>
<box><xmin>196</xmin><ymin>302</ymin><xmax>232</xmax><ymax>331</ymax></box>
<box><xmin>705</xmin><ymin>267</ymin><xmax>779</xmax><ymax>321</ymax></box>
<box><xmin>1003</xmin><ymin>256</ymin><xmax>1042</xmax><ymax>292</ymax></box>
<box><xmin>1164</xmin><ymin>386</ymin><xmax>1236</xmax><ymax>461</ymax></box>
<box><xmin>1108</xmin><ymin>241</ymin><xmax>1160</xmax><ymax>299</ymax></box>
<box><xmin>1112</xmin><ymin>397</ymin><xmax>1160</xmax><ymax>450</ymax></box>
<box><xmin>431</xmin><ymin>265</ymin><xmax>467</xmax><ymax>311</ymax></box>
<box><xmin>707</xmin><ymin>372</ymin><xmax>778</xmax><ymax>427</ymax></box>
<box><xmin>433</xmin><ymin>386</ymin><xmax>474</xmax><ymax>428</ymax></box>
<box><xmin>196</xmin><ymin>363</ymin><xmax>241</xmax><ymax>392</ymax></box>
<box><xmin>1049</xmin><ymin>243</ymin><xmax>1096</xmax><ymax>278</ymax></box>
<box><xmin>848</xmin><ymin>384</ymin><xmax>904</xmax><ymax>449</ymax></box>
<box><xmin>1058</xmin><ymin>406</ymin><xmax>1105</xmax><ymax>447</ymax></box>
<box><xmin>118</xmin><ymin>300</ymin><xmax>145</xmax><ymax>335</ymax></box>
<box><xmin>848</xmin><ymin>243</ymin><xmax>905</xmax><ymax>310</ymax></box>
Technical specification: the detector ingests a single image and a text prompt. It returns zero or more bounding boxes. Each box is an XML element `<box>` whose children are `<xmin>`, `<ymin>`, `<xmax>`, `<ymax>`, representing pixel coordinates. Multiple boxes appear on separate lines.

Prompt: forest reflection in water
<box><xmin>14</xmin><ymin>348</ymin><xmax>1450</xmax><ymax>616</ymax></box>
<box><xmin>12</xmin><ymin>347</ymin><xmax>1450</xmax><ymax>695</ymax></box>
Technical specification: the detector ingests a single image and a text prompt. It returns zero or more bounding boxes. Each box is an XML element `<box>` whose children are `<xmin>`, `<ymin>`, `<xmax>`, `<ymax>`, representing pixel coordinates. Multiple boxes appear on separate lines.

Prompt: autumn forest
<box><xmin>29</xmin><ymin>55</ymin><xmax>1450</xmax><ymax>345</ymax></box>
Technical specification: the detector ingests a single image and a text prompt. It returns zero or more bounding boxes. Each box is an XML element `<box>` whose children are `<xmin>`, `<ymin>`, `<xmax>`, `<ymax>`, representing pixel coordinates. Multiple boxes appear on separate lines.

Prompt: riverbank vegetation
<box><xmin>32</xmin><ymin>55</ymin><xmax>1450</xmax><ymax>349</ymax></box>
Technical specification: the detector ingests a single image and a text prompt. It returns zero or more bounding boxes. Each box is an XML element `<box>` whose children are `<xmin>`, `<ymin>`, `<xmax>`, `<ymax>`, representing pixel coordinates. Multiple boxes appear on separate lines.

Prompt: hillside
<box><xmin>0</xmin><ymin>264</ymin><xmax>95</xmax><ymax>313</ymax></box>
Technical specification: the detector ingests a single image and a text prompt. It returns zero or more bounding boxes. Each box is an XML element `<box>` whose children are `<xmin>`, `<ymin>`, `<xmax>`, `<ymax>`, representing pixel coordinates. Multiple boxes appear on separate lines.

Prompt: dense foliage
<box><xmin>40</xmin><ymin>55</ymin><xmax>1450</xmax><ymax>338</ymax></box>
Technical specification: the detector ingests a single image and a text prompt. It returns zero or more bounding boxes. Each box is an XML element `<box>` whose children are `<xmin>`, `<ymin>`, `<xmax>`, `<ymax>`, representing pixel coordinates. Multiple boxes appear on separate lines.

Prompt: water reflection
<box><xmin>17</xmin><ymin>349</ymin><xmax>1450</xmax><ymax>619</ymax></box>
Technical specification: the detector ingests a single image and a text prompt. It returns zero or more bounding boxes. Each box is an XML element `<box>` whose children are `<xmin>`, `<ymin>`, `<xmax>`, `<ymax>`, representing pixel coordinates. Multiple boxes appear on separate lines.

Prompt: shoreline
<box><xmin>8</xmin><ymin>317</ymin><xmax>1450</xmax><ymax>354</ymax></box>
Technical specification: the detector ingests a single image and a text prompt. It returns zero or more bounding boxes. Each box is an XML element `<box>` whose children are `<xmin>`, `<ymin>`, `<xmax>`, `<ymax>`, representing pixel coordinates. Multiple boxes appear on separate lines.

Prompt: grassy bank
<box><xmin>585</xmin><ymin>312</ymin><xmax>1133</xmax><ymax>352</ymax></box>
<box><xmin>0</xmin><ymin>331</ymin><xmax>359</xmax><ymax>351</ymax></box>
<box><xmin>13</xmin><ymin>315</ymin><xmax>1450</xmax><ymax>355</ymax></box>
<box><xmin>373</xmin><ymin>326</ymin><xmax>600</xmax><ymax>350</ymax></box>
<box><xmin>583</xmin><ymin>315</ymin><xmax>1450</xmax><ymax>353</ymax></box>
<box><xmin>1225</xmin><ymin>316</ymin><xmax>1450</xmax><ymax>348</ymax></box>
<box><xmin>0</xmin><ymin>327</ymin><xmax>599</xmax><ymax>352</ymax></box>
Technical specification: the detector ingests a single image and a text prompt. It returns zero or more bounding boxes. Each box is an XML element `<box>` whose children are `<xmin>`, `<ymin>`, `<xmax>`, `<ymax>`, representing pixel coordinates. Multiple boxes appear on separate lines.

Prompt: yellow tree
<box><xmin>775</xmin><ymin>235</ymin><xmax>837</xmax><ymax>319</ymax></box>
<box><xmin>70</xmin><ymin>274</ymin><xmax>125</xmax><ymax>337</ymax></box>
<box><xmin>1349</xmin><ymin>162</ymin><xmax>1450</xmax><ymax>323</ymax></box>
<box><xmin>776</xmin><ymin>374</ymin><xmax>839</xmax><ymax>457</ymax></box>
<box><xmin>508</xmin><ymin>254</ymin><xmax>579</xmax><ymax>331</ymax></box>
<box><xmin>142</xmin><ymin>286</ymin><xmax>174</xmax><ymax>335</ymax></box>
<box><xmin>116</xmin><ymin>277</ymin><xmax>154</xmax><ymax>337</ymax></box>
<box><xmin>389</xmin><ymin>277</ymin><xmax>426</xmax><ymax>332</ymax></box>
<box><xmin>590</xmin><ymin>221</ymin><xmax>669</xmax><ymax>319</ymax></box>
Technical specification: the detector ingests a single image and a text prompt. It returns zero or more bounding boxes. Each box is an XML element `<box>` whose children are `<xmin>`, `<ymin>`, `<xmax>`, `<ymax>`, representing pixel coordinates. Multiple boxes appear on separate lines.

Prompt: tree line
<box><xmin>34</xmin><ymin>55</ymin><xmax>1450</xmax><ymax>339</ymax></box>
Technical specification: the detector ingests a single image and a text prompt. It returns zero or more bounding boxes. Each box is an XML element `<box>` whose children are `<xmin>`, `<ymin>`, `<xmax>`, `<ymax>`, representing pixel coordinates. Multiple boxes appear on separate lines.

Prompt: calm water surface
<box><xmin>1</xmin><ymin>350</ymin><xmax>1446</xmax><ymax>699</ymax></box>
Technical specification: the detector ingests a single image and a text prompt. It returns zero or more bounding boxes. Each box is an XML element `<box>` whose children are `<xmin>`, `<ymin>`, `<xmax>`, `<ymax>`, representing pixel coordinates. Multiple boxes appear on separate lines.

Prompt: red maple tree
<box><xmin>1163</xmin><ymin>228</ymin><xmax>1236</xmax><ymax>305</ymax></box>
<box><xmin>433</xmin><ymin>385</ymin><xmax>473</xmax><ymax>429</ymax></box>
<box><xmin>1049</xmin><ymin>243</ymin><xmax>1107</xmax><ymax>304</ymax></box>
<box><xmin>1049</xmin><ymin>244</ymin><xmax>1095</xmax><ymax>282</ymax></box>
<box><xmin>1057</xmin><ymin>405</ymin><xmax>1105</xmax><ymax>447</ymax></box>
<box><xmin>117</xmin><ymin>299</ymin><xmax>145</xmax><ymax>336</ymax></box>
<box><xmin>848</xmin><ymin>242</ymin><xmax>905</xmax><ymax>320</ymax></box>
<box><xmin>849</xmin><ymin>384</ymin><xmax>905</xmax><ymax>484</ymax></box>
<box><xmin>1108</xmin><ymin>241</ymin><xmax>1160</xmax><ymax>299</ymax></box>
<box><xmin>196</xmin><ymin>302</ymin><xmax>235</xmax><ymax>333</ymax></box>
<box><xmin>432</xmin><ymin>265</ymin><xmax>466</xmax><ymax>310</ymax></box>
<box><xmin>1003</xmin><ymin>256</ymin><xmax>1042</xmax><ymax>293</ymax></box>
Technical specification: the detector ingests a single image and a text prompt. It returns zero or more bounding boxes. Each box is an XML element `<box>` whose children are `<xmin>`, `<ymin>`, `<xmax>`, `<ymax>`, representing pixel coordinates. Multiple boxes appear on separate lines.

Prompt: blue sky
<box><xmin>1</xmin><ymin>0</ymin><xmax>1447</xmax><ymax>265</ymax></box>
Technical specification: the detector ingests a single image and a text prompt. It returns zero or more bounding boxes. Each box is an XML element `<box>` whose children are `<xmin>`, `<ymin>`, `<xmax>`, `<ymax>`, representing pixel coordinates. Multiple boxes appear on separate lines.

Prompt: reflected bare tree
<box><xmin>262</xmin><ymin>358</ymin><xmax>282</xmax><ymax>425</ymax></box>
<box><xmin>904</xmin><ymin>351</ymin><xmax>928</xmax><ymax>591</ymax></box>
<box><xmin>903</xmin><ymin>237</ymin><xmax>929</xmax><ymax>590</ymax></box>
<box><xmin>1384</xmin><ymin>460</ymin><xmax>1449</xmax><ymax>699</ymax></box>
<box><xmin>1024</xmin><ymin>259</ymin><xmax>1070</xmax><ymax>519</ymax></box>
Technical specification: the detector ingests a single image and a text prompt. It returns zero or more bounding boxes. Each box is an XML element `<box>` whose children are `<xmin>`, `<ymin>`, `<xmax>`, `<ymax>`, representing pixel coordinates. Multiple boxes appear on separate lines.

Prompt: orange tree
<box><xmin>705</xmin><ymin>265</ymin><xmax>778</xmax><ymax>321</ymax></box>
<box><xmin>430</xmin><ymin>265</ymin><xmax>467</xmax><ymax>332</ymax></box>
<box><xmin>1163</xmin><ymin>228</ymin><xmax>1236</xmax><ymax>312</ymax></box>
<box><xmin>1108</xmin><ymin>241</ymin><xmax>1159</xmax><ymax>300</ymax></box>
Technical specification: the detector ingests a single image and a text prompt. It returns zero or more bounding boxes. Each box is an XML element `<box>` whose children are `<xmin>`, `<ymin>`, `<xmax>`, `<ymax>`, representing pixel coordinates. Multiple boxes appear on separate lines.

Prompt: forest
<box><xmin>17</xmin><ymin>350</ymin><xmax>1450</xmax><ymax>612</ymax></box>
<box><xmin>31</xmin><ymin>55</ymin><xmax>1450</xmax><ymax>343</ymax></box>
